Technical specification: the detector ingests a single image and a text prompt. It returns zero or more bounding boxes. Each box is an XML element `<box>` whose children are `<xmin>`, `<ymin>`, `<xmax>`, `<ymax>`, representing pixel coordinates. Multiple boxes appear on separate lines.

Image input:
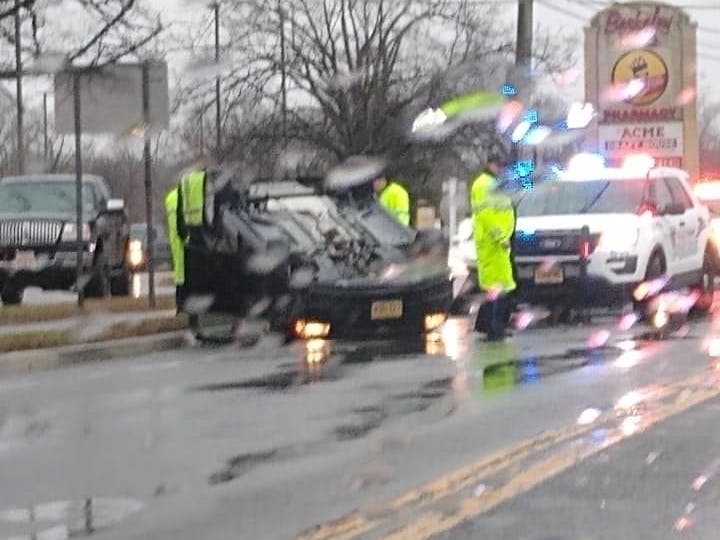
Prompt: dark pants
<box><xmin>475</xmin><ymin>292</ymin><xmax>513</xmax><ymax>339</ymax></box>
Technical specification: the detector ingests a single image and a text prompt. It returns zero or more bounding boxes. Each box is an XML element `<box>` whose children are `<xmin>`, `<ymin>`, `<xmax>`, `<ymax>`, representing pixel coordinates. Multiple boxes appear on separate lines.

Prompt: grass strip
<box><xmin>0</xmin><ymin>295</ymin><xmax>176</xmax><ymax>325</ymax></box>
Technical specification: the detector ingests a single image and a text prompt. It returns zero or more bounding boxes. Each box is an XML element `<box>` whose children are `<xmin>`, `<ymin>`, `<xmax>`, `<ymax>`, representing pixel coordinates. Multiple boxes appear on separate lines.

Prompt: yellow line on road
<box><xmin>382</xmin><ymin>383</ymin><xmax>720</xmax><ymax>540</ymax></box>
<box><xmin>296</xmin><ymin>373</ymin><xmax>706</xmax><ymax>540</ymax></box>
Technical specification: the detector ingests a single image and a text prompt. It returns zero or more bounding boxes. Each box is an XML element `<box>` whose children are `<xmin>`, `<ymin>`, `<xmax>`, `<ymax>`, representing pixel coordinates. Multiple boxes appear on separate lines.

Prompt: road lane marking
<box><xmin>296</xmin><ymin>372</ymin><xmax>709</xmax><ymax>540</ymax></box>
<box><xmin>382</xmin><ymin>381</ymin><xmax>720</xmax><ymax>540</ymax></box>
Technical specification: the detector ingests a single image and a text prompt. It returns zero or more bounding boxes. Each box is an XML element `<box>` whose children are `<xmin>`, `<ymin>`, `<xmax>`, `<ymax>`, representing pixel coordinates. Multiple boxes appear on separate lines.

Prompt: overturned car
<box><xmin>183</xmin><ymin>176</ymin><xmax>453</xmax><ymax>340</ymax></box>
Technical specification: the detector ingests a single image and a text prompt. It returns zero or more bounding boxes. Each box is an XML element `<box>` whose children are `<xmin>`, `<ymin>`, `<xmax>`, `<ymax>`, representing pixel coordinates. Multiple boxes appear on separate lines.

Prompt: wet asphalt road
<box><xmin>0</xmin><ymin>314</ymin><xmax>719</xmax><ymax>540</ymax></box>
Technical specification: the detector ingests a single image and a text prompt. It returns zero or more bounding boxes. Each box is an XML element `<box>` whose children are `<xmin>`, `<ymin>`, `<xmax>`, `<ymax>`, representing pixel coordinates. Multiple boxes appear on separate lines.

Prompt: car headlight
<box><xmin>597</xmin><ymin>227</ymin><xmax>639</xmax><ymax>252</ymax></box>
<box><xmin>128</xmin><ymin>240</ymin><xmax>144</xmax><ymax>267</ymax></box>
<box><xmin>61</xmin><ymin>223</ymin><xmax>91</xmax><ymax>242</ymax></box>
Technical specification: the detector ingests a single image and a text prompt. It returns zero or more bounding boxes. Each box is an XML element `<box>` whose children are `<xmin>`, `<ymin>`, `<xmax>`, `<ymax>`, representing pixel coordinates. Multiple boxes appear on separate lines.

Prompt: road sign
<box><xmin>54</xmin><ymin>62</ymin><xmax>169</xmax><ymax>135</ymax></box>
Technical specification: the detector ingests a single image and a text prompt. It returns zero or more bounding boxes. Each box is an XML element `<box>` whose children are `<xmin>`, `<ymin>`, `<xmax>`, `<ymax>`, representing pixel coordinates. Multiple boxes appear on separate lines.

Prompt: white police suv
<box><xmin>451</xmin><ymin>155</ymin><xmax>717</xmax><ymax>314</ymax></box>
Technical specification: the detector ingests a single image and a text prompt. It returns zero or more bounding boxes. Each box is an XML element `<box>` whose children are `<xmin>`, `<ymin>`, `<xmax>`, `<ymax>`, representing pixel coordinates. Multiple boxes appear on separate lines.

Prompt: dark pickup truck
<box><xmin>0</xmin><ymin>174</ymin><xmax>131</xmax><ymax>305</ymax></box>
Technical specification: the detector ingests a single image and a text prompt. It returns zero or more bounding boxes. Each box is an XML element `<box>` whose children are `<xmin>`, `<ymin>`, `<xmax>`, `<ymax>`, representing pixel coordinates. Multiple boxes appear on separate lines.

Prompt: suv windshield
<box><xmin>0</xmin><ymin>182</ymin><xmax>96</xmax><ymax>214</ymax></box>
<box><xmin>517</xmin><ymin>179</ymin><xmax>647</xmax><ymax>217</ymax></box>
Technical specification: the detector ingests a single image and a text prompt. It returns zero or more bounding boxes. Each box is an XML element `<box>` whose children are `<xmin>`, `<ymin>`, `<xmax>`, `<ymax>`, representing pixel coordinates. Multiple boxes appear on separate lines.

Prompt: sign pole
<box><xmin>73</xmin><ymin>70</ymin><xmax>84</xmax><ymax>309</ymax></box>
<box><xmin>142</xmin><ymin>62</ymin><xmax>156</xmax><ymax>309</ymax></box>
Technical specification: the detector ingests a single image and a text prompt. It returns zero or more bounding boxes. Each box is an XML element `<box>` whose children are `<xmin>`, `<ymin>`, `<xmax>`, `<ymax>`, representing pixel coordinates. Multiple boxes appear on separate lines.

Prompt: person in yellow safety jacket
<box><xmin>175</xmin><ymin>167</ymin><xmax>210</xmax><ymax>330</ymax></box>
<box><xmin>471</xmin><ymin>154</ymin><xmax>517</xmax><ymax>341</ymax></box>
<box><xmin>165</xmin><ymin>187</ymin><xmax>185</xmax><ymax>313</ymax></box>
<box><xmin>374</xmin><ymin>176</ymin><xmax>411</xmax><ymax>226</ymax></box>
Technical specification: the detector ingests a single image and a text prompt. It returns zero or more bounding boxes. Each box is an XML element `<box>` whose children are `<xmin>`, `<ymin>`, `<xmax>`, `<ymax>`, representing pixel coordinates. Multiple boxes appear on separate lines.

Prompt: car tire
<box><xmin>110</xmin><ymin>263</ymin><xmax>131</xmax><ymax>296</ymax></box>
<box><xmin>633</xmin><ymin>250</ymin><xmax>665</xmax><ymax>318</ymax></box>
<box><xmin>85</xmin><ymin>252</ymin><xmax>111</xmax><ymax>298</ymax></box>
<box><xmin>691</xmin><ymin>250</ymin><xmax>715</xmax><ymax>317</ymax></box>
<box><xmin>1</xmin><ymin>286</ymin><xmax>23</xmax><ymax>305</ymax></box>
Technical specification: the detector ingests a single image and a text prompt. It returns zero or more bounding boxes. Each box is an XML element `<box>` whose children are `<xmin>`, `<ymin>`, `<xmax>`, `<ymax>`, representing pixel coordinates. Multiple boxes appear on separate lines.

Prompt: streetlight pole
<box><xmin>14</xmin><ymin>0</ymin><xmax>24</xmax><ymax>175</ymax></box>
<box><xmin>213</xmin><ymin>2</ymin><xmax>221</xmax><ymax>156</ymax></box>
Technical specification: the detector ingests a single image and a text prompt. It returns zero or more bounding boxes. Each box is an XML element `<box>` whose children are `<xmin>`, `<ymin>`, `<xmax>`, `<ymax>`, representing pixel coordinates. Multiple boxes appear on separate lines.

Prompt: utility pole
<box><xmin>213</xmin><ymin>2</ymin><xmax>221</xmax><ymax>156</ymax></box>
<box><xmin>43</xmin><ymin>92</ymin><xmax>48</xmax><ymax>166</ymax></box>
<box><xmin>279</xmin><ymin>0</ymin><xmax>288</xmax><ymax>147</ymax></box>
<box><xmin>142</xmin><ymin>63</ymin><xmax>156</xmax><ymax>308</ymax></box>
<box><xmin>14</xmin><ymin>0</ymin><xmax>24</xmax><ymax>174</ymax></box>
<box><xmin>511</xmin><ymin>0</ymin><xmax>533</xmax><ymax>165</ymax></box>
<box><xmin>516</xmin><ymin>0</ymin><xmax>534</xmax><ymax>71</ymax></box>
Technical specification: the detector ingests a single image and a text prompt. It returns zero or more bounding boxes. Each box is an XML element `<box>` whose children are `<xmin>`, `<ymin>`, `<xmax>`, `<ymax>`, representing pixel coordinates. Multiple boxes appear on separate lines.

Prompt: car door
<box><xmin>664</xmin><ymin>176</ymin><xmax>699</xmax><ymax>274</ymax></box>
<box><xmin>648</xmin><ymin>177</ymin><xmax>679</xmax><ymax>272</ymax></box>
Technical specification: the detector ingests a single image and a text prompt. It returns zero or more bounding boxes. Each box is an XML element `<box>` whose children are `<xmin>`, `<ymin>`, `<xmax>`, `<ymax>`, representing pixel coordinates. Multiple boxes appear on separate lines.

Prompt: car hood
<box><xmin>516</xmin><ymin>213</ymin><xmax>639</xmax><ymax>235</ymax></box>
<box><xmin>0</xmin><ymin>212</ymin><xmax>76</xmax><ymax>222</ymax></box>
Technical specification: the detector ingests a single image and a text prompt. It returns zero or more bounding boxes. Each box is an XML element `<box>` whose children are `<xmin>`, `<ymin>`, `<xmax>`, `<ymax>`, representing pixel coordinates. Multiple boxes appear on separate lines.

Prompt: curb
<box><xmin>0</xmin><ymin>331</ymin><xmax>190</xmax><ymax>377</ymax></box>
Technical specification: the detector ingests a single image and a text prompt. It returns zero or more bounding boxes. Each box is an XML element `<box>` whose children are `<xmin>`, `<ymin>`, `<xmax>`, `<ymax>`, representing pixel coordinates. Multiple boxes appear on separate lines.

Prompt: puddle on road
<box><xmin>0</xmin><ymin>498</ymin><xmax>144</xmax><ymax>539</ymax></box>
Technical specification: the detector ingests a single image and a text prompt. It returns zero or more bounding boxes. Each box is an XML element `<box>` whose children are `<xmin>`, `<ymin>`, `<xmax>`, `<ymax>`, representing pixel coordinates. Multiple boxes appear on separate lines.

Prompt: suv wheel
<box><xmin>1</xmin><ymin>286</ymin><xmax>23</xmax><ymax>305</ymax></box>
<box><xmin>633</xmin><ymin>250</ymin><xmax>665</xmax><ymax>319</ymax></box>
<box><xmin>85</xmin><ymin>253</ymin><xmax>111</xmax><ymax>298</ymax></box>
<box><xmin>110</xmin><ymin>263</ymin><xmax>131</xmax><ymax>296</ymax></box>
<box><xmin>691</xmin><ymin>250</ymin><xmax>715</xmax><ymax>316</ymax></box>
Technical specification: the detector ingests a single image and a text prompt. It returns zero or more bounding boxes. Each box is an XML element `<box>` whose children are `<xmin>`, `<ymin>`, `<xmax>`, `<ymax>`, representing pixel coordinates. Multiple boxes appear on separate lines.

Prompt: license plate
<box><xmin>371</xmin><ymin>299</ymin><xmax>403</xmax><ymax>320</ymax></box>
<box><xmin>12</xmin><ymin>250</ymin><xmax>37</xmax><ymax>270</ymax></box>
<box><xmin>534</xmin><ymin>265</ymin><xmax>563</xmax><ymax>284</ymax></box>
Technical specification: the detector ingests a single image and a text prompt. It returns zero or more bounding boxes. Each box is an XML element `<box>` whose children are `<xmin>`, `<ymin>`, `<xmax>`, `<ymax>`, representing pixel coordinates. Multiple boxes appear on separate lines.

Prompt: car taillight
<box><xmin>580</xmin><ymin>239</ymin><xmax>591</xmax><ymax>260</ymax></box>
<box><xmin>579</xmin><ymin>225</ymin><xmax>592</xmax><ymax>261</ymax></box>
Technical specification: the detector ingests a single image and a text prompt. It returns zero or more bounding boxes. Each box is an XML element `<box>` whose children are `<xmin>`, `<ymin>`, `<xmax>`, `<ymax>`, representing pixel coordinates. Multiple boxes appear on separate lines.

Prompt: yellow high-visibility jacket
<box><xmin>179</xmin><ymin>170</ymin><xmax>206</xmax><ymax>228</ymax></box>
<box><xmin>379</xmin><ymin>181</ymin><xmax>411</xmax><ymax>226</ymax></box>
<box><xmin>165</xmin><ymin>187</ymin><xmax>185</xmax><ymax>286</ymax></box>
<box><xmin>473</xmin><ymin>190</ymin><xmax>516</xmax><ymax>293</ymax></box>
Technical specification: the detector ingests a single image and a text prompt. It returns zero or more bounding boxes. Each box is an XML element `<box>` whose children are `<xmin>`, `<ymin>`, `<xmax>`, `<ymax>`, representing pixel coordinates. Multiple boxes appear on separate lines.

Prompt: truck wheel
<box><xmin>85</xmin><ymin>253</ymin><xmax>110</xmax><ymax>298</ymax></box>
<box><xmin>110</xmin><ymin>263</ymin><xmax>131</xmax><ymax>296</ymax></box>
<box><xmin>1</xmin><ymin>286</ymin><xmax>23</xmax><ymax>305</ymax></box>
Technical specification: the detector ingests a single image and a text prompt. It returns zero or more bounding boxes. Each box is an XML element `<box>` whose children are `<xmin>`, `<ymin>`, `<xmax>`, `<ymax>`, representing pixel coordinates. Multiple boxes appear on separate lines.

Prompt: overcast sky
<box><xmin>16</xmin><ymin>1</ymin><xmax>720</xmax><ymax>115</ymax></box>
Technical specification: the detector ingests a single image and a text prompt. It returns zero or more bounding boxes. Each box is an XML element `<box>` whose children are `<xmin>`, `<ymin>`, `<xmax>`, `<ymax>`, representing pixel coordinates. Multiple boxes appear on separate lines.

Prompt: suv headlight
<box><xmin>598</xmin><ymin>227</ymin><xmax>639</xmax><ymax>252</ymax></box>
<box><xmin>61</xmin><ymin>223</ymin><xmax>91</xmax><ymax>242</ymax></box>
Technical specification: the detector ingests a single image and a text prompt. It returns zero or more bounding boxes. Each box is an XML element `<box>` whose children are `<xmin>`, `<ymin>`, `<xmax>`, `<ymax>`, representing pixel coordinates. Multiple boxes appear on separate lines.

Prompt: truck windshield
<box><xmin>0</xmin><ymin>182</ymin><xmax>96</xmax><ymax>214</ymax></box>
<box><xmin>517</xmin><ymin>179</ymin><xmax>647</xmax><ymax>217</ymax></box>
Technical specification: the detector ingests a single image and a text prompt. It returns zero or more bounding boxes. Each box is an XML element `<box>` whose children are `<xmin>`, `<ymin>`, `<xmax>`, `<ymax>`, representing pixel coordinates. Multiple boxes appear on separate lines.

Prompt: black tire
<box><xmin>691</xmin><ymin>250</ymin><xmax>715</xmax><ymax>316</ymax></box>
<box><xmin>110</xmin><ymin>263</ymin><xmax>131</xmax><ymax>296</ymax></box>
<box><xmin>85</xmin><ymin>252</ymin><xmax>111</xmax><ymax>298</ymax></box>
<box><xmin>1</xmin><ymin>286</ymin><xmax>23</xmax><ymax>305</ymax></box>
<box><xmin>633</xmin><ymin>250</ymin><xmax>665</xmax><ymax>318</ymax></box>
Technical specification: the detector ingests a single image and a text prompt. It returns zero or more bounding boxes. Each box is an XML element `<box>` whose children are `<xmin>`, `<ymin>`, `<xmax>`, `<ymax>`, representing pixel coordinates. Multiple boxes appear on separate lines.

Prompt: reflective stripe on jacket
<box><xmin>165</xmin><ymin>188</ymin><xmax>185</xmax><ymax>286</ymax></box>
<box><xmin>180</xmin><ymin>170</ymin><xmax>205</xmax><ymax>227</ymax></box>
<box><xmin>473</xmin><ymin>192</ymin><xmax>516</xmax><ymax>293</ymax></box>
<box><xmin>379</xmin><ymin>181</ymin><xmax>411</xmax><ymax>226</ymax></box>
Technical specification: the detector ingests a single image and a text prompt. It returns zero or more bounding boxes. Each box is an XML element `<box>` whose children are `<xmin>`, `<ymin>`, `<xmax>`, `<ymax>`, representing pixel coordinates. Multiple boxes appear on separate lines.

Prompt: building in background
<box><xmin>584</xmin><ymin>2</ymin><xmax>698</xmax><ymax>178</ymax></box>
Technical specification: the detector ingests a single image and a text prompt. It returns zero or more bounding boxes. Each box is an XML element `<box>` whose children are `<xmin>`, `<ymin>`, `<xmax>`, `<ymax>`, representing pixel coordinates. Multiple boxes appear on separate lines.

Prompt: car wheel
<box><xmin>633</xmin><ymin>250</ymin><xmax>665</xmax><ymax>318</ymax></box>
<box><xmin>1</xmin><ymin>286</ymin><xmax>23</xmax><ymax>305</ymax></box>
<box><xmin>85</xmin><ymin>253</ymin><xmax>111</xmax><ymax>298</ymax></box>
<box><xmin>110</xmin><ymin>263</ymin><xmax>131</xmax><ymax>296</ymax></box>
<box><xmin>691</xmin><ymin>250</ymin><xmax>715</xmax><ymax>316</ymax></box>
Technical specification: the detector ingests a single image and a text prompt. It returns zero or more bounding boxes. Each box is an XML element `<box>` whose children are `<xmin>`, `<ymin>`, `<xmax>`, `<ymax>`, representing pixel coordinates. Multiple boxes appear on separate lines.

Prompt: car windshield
<box><xmin>517</xmin><ymin>179</ymin><xmax>647</xmax><ymax>217</ymax></box>
<box><xmin>0</xmin><ymin>182</ymin><xmax>96</xmax><ymax>214</ymax></box>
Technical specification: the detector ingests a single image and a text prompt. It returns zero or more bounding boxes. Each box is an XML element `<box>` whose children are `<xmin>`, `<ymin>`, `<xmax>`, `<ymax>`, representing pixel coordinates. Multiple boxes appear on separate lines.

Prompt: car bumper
<box><xmin>0</xmin><ymin>250</ymin><xmax>94</xmax><ymax>289</ymax></box>
<box><xmin>514</xmin><ymin>258</ymin><xmax>637</xmax><ymax>307</ymax></box>
<box><xmin>298</xmin><ymin>274</ymin><xmax>454</xmax><ymax>339</ymax></box>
